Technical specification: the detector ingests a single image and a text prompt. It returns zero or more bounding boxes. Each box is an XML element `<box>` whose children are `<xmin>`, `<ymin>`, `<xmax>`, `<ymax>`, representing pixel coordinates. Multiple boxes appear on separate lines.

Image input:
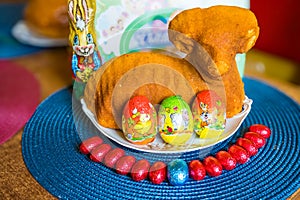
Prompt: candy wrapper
<box><xmin>122</xmin><ymin>96</ymin><xmax>157</xmax><ymax>145</ymax></box>
<box><xmin>192</xmin><ymin>90</ymin><xmax>226</xmax><ymax>139</ymax></box>
<box><xmin>158</xmin><ymin>96</ymin><xmax>193</xmax><ymax>145</ymax></box>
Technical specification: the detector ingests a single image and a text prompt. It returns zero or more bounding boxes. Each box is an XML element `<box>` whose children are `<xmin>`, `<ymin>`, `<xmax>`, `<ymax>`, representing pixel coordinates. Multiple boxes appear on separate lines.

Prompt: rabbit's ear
<box><xmin>68</xmin><ymin>0</ymin><xmax>76</xmax><ymax>24</ymax></box>
<box><xmin>81</xmin><ymin>0</ymin><xmax>90</xmax><ymax>24</ymax></box>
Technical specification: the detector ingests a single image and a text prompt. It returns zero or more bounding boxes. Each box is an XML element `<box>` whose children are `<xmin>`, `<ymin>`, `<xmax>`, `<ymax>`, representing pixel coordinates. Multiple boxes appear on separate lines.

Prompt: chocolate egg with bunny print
<box><xmin>122</xmin><ymin>96</ymin><xmax>157</xmax><ymax>145</ymax></box>
<box><xmin>192</xmin><ymin>90</ymin><xmax>226</xmax><ymax>140</ymax></box>
<box><xmin>158</xmin><ymin>96</ymin><xmax>193</xmax><ymax>145</ymax></box>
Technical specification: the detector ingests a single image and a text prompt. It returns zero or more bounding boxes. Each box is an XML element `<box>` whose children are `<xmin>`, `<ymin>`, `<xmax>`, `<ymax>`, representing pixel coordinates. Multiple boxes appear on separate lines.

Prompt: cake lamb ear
<box><xmin>168</xmin><ymin>6</ymin><xmax>260</xmax><ymax>78</ymax></box>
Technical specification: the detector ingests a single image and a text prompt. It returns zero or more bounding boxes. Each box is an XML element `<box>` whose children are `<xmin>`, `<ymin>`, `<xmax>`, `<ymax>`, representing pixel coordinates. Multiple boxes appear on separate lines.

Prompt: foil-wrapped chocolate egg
<box><xmin>122</xmin><ymin>96</ymin><xmax>157</xmax><ymax>145</ymax></box>
<box><xmin>192</xmin><ymin>90</ymin><xmax>226</xmax><ymax>139</ymax></box>
<box><xmin>167</xmin><ymin>159</ymin><xmax>189</xmax><ymax>186</ymax></box>
<box><xmin>158</xmin><ymin>96</ymin><xmax>193</xmax><ymax>145</ymax></box>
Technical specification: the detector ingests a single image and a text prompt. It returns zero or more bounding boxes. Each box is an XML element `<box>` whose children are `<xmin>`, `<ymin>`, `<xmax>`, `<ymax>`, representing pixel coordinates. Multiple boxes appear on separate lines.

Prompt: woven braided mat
<box><xmin>22</xmin><ymin>77</ymin><xmax>300</xmax><ymax>199</ymax></box>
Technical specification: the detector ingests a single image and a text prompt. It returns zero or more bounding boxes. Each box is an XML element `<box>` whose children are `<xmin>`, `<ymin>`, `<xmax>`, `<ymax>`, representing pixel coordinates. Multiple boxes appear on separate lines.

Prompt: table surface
<box><xmin>0</xmin><ymin>1</ymin><xmax>299</xmax><ymax>199</ymax></box>
<box><xmin>0</xmin><ymin>47</ymin><xmax>299</xmax><ymax>200</ymax></box>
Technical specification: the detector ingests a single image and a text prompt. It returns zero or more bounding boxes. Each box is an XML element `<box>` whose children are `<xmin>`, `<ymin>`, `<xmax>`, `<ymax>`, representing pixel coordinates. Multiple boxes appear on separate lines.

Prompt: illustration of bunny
<box><xmin>97</xmin><ymin>5</ymin><xmax>130</xmax><ymax>56</ymax></box>
<box><xmin>145</xmin><ymin>0</ymin><xmax>168</xmax><ymax>11</ymax></box>
<box><xmin>68</xmin><ymin>0</ymin><xmax>102</xmax><ymax>82</ymax></box>
<box><xmin>122</xmin><ymin>0</ymin><xmax>145</xmax><ymax>16</ymax></box>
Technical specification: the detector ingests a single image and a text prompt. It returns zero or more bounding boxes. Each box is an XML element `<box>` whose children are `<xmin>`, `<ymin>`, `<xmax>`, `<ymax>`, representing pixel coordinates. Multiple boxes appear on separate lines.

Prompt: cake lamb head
<box><xmin>168</xmin><ymin>5</ymin><xmax>260</xmax><ymax>78</ymax></box>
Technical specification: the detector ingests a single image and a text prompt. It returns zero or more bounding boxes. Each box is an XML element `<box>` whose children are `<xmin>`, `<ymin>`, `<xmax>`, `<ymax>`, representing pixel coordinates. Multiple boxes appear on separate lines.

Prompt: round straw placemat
<box><xmin>22</xmin><ymin>77</ymin><xmax>300</xmax><ymax>199</ymax></box>
<box><xmin>0</xmin><ymin>60</ymin><xmax>40</xmax><ymax>144</ymax></box>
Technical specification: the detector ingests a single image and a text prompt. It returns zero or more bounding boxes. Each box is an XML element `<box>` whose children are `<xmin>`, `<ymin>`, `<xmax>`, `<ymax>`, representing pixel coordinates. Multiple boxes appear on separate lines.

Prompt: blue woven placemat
<box><xmin>22</xmin><ymin>77</ymin><xmax>300</xmax><ymax>199</ymax></box>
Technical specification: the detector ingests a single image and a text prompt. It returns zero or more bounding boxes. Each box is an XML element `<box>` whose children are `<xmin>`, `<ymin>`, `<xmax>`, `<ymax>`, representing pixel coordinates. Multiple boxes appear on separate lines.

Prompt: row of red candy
<box><xmin>79</xmin><ymin>124</ymin><xmax>271</xmax><ymax>184</ymax></box>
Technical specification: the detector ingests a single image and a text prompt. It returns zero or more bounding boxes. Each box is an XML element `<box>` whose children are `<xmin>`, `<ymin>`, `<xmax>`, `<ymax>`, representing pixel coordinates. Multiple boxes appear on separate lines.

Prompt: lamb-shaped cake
<box><xmin>84</xmin><ymin>5</ymin><xmax>260</xmax><ymax>130</ymax></box>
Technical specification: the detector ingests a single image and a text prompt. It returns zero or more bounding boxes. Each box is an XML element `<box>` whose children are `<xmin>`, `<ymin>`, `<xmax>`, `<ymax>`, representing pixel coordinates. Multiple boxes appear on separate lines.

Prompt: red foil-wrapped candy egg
<box><xmin>131</xmin><ymin>159</ymin><xmax>150</xmax><ymax>181</ymax></box>
<box><xmin>215</xmin><ymin>150</ymin><xmax>236</xmax><ymax>170</ymax></box>
<box><xmin>249</xmin><ymin>124</ymin><xmax>271</xmax><ymax>139</ymax></box>
<box><xmin>228</xmin><ymin>145</ymin><xmax>249</xmax><ymax>164</ymax></box>
<box><xmin>244</xmin><ymin>132</ymin><xmax>266</xmax><ymax>148</ymax></box>
<box><xmin>203</xmin><ymin>156</ymin><xmax>223</xmax><ymax>177</ymax></box>
<box><xmin>188</xmin><ymin>160</ymin><xmax>206</xmax><ymax>180</ymax></box>
<box><xmin>104</xmin><ymin>148</ymin><xmax>125</xmax><ymax>168</ymax></box>
<box><xmin>79</xmin><ymin>136</ymin><xmax>103</xmax><ymax>155</ymax></box>
<box><xmin>236</xmin><ymin>138</ymin><xmax>258</xmax><ymax>156</ymax></box>
<box><xmin>115</xmin><ymin>155</ymin><xmax>136</xmax><ymax>175</ymax></box>
<box><xmin>149</xmin><ymin>161</ymin><xmax>167</xmax><ymax>184</ymax></box>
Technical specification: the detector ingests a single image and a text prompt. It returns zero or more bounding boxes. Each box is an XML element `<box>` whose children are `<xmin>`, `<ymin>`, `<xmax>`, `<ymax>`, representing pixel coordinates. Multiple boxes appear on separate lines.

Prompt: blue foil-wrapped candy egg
<box><xmin>167</xmin><ymin>159</ymin><xmax>189</xmax><ymax>186</ymax></box>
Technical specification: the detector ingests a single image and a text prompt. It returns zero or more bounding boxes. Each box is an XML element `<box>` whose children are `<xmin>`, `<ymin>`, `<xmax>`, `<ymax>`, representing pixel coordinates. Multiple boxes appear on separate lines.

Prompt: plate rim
<box><xmin>11</xmin><ymin>20</ymin><xmax>68</xmax><ymax>48</ymax></box>
<box><xmin>79</xmin><ymin>97</ymin><xmax>252</xmax><ymax>154</ymax></box>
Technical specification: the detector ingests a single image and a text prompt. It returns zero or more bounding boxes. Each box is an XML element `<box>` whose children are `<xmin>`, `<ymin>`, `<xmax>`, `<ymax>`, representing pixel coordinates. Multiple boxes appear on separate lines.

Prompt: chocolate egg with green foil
<box><xmin>158</xmin><ymin>96</ymin><xmax>193</xmax><ymax>145</ymax></box>
<box><xmin>192</xmin><ymin>90</ymin><xmax>226</xmax><ymax>139</ymax></box>
<box><xmin>122</xmin><ymin>96</ymin><xmax>157</xmax><ymax>145</ymax></box>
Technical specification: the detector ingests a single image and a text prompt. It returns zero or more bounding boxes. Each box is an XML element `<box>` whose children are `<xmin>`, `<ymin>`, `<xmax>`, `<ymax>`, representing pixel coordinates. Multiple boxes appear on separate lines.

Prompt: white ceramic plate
<box><xmin>11</xmin><ymin>20</ymin><xmax>68</xmax><ymax>47</ymax></box>
<box><xmin>81</xmin><ymin>97</ymin><xmax>252</xmax><ymax>154</ymax></box>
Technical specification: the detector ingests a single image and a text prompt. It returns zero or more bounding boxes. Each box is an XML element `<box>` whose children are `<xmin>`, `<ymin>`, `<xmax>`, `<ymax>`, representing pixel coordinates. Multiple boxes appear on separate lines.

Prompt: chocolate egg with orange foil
<box><xmin>122</xmin><ymin>96</ymin><xmax>157</xmax><ymax>145</ymax></box>
<box><xmin>158</xmin><ymin>96</ymin><xmax>193</xmax><ymax>145</ymax></box>
<box><xmin>192</xmin><ymin>90</ymin><xmax>226</xmax><ymax>139</ymax></box>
